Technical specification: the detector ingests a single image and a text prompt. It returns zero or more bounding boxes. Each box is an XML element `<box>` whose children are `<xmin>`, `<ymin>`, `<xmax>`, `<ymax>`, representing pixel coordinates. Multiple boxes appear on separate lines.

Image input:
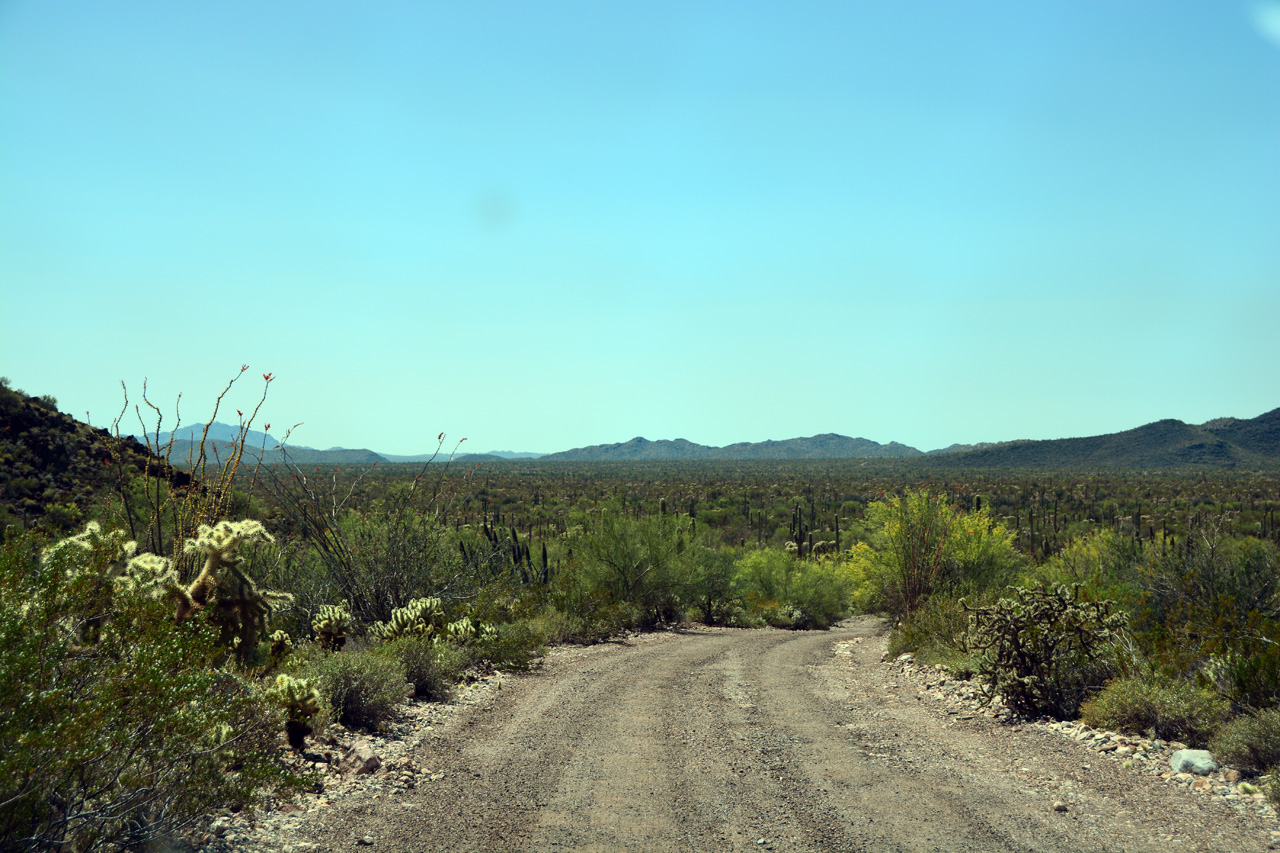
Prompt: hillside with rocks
<box><xmin>0</xmin><ymin>379</ymin><xmax>190</xmax><ymax>532</ymax></box>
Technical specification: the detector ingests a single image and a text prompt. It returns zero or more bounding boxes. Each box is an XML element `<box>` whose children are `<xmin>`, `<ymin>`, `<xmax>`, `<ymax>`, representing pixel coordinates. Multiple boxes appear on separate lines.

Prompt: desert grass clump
<box><xmin>377</xmin><ymin>635</ymin><xmax>466</xmax><ymax>700</ymax></box>
<box><xmin>1080</xmin><ymin>674</ymin><xmax>1228</xmax><ymax>745</ymax></box>
<box><xmin>1209</xmin><ymin>709</ymin><xmax>1280</xmax><ymax>775</ymax></box>
<box><xmin>288</xmin><ymin>644</ymin><xmax>406</xmax><ymax>730</ymax></box>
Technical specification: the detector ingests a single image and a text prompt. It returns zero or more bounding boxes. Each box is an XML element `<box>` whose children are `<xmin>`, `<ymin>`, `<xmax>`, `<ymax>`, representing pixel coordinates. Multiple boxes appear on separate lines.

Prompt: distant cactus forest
<box><xmin>3</xmin><ymin>371</ymin><xmax>1280</xmax><ymax>850</ymax></box>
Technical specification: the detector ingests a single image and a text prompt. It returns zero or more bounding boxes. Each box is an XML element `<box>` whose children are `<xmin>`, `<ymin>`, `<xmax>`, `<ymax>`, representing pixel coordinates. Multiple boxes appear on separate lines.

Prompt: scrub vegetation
<box><xmin>2</xmin><ymin>372</ymin><xmax>1280</xmax><ymax>848</ymax></box>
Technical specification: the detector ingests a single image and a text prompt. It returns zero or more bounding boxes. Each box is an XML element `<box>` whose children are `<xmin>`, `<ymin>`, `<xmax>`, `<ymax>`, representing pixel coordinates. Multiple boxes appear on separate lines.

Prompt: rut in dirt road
<box><xmin>288</xmin><ymin>619</ymin><xmax>1278</xmax><ymax>852</ymax></box>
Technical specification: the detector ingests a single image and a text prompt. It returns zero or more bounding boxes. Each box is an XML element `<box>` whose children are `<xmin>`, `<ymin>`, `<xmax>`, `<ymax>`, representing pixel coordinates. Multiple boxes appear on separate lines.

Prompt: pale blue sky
<box><xmin>2</xmin><ymin>1</ymin><xmax>1277</xmax><ymax>454</ymax></box>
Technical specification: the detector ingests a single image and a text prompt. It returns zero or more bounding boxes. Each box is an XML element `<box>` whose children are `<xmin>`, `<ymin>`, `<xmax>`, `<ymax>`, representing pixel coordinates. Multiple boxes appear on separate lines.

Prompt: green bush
<box><xmin>377</xmin><ymin>636</ymin><xmax>464</xmax><ymax>701</ymax></box>
<box><xmin>573</xmin><ymin>512</ymin><xmax>690</xmax><ymax>628</ymax></box>
<box><xmin>863</xmin><ymin>490</ymin><xmax>1024</xmax><ymax>618</ymax></box>
<box><xmin>685</xmin><ymin>544</ymin><xmax>738</xmax><ymax>625</ymax></box>
<box><xmin>733</xmin><ymin>549</ymin><xmax>796</xmax><ymax>606</ymax></box>
<box><xmin>1030</xmin><ymin>528</ymin><xmax>1145</xmax><ymax>600</ymax></box>
<box><xmin>964</xmin><ymin>584</ymin><xmax>1126</xmax><ymax>719</ymax></box>
<box><xmin>0</xmin><ymin>529</ymin><xmax>301</xmax><ymax>851</ymax></box>
<box><xmin>785</xmin><ymin>558</ymin><xmax>854</xmax><ymax>630</ymax></box>
<box><xmin>465</xmin><ymin>620</ymin><xmax>546</xmax><ymax>671</ymax></box>
<box><xmin>889</xmin><ymin>591</ymin><xmax>991</xmax><ymax>673</ymax></box>
<box><xmin>288</xmin><ymin>645</ymin><xmax>407</xmax><ymax>730</ymax></box>
<box><xmin>1080</xmin><ymin>674</ymin><xmax>1228</xmax><ymax>745</ymax></box>
<box><xmin>730</xmin><ymin>549</ymin><xmax>853</xmax><ymax>630</ymax></box>
<box><xmin>1209</xmin><ymin>709</ymin><xmax>1280</xmax><ymax>774</ymax></box>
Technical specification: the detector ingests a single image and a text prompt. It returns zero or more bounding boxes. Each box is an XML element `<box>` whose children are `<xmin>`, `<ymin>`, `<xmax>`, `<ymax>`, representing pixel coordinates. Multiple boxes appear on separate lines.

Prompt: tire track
<box><xmin>287</xmin><ymin>621</ymin><xmax>1279</xmax><ymax>852</ymax></box>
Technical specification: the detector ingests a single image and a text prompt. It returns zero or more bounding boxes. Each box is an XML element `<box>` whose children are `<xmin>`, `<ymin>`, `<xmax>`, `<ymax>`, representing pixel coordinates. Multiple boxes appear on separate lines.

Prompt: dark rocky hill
<box><xmin>0</xmin><ymin>380</ymin><xmax>191</xmax><ymax>532</ymax></box>
<box><xmin>916</xmin><ymin>410</ymin><xmax>1280</xmax><ymax>470</ymax></box>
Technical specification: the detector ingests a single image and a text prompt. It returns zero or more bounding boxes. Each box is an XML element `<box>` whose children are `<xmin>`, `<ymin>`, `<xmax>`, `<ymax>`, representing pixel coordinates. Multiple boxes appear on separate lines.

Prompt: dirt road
<box><xmin>284</xmin><ymin>619</ymin><xmax>1277</xmax><ymax>852</ymax></box>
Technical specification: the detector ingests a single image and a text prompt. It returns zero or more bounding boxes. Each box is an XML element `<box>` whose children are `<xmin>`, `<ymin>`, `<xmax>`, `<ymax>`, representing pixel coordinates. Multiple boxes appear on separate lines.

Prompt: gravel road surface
<box><xmin>273</xmin><ymin>618</ymin><xmax>1278</xmax><ymax>852</ymax></box>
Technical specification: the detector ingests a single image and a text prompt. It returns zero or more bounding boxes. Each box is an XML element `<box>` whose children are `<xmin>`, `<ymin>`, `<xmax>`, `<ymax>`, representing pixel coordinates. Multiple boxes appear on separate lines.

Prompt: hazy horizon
<box><xmin>3</xmin><ymin>2</ymin><xmax>1277</xmax><ymax>455</ymax></box>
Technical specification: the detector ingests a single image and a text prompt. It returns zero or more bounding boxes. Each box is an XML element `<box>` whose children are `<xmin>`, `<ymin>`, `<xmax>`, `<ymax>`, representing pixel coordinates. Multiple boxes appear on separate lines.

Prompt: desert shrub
<box><xmin>288</xmin><ymin>644</ymin><xmax>407</xmax><ymax>730</ymax></box>
<box><xmin>964</xmin><ymin>584</ymin><xmax>1126</xmax><ymax>719</ymax></box>
<box><xmin>1080</xmin><ymin>674</ymin><xmax>1228</xmax><ymax>745</ymax></box>
<box><xmin>254</xmin><ymin>443</ymin><xmax>484</xmax><ymax>625</ymax></box>
<box><xmin>841</xmin><ymin>542</ymin><xmax>888</xmax><ymax>613</ymax></box>
<box><xmin>1029</xmin><ymin>528</ymin><xmax>1145</xmax><ymax>600</ymax></box>
<box><xmin>463</xmin><ymin>619</ymin><xmax>546</xmax><ymax>671</ymax></box>
<box><xmin>0</xmin><ymin>529</ymin><xmax>300</xmax><ymax>852</ymax></box>
<box><xmin>730</xmin><ymin>549</ymin><xmax>853</xmax><ymax>630</ymax></box>
<box><xmin>377</xmin><ymin>636</ymin><xmax>465</xmax><ymax>701</ymax></box>
<box><xmin>1200</xmin><ymin>644</ymin><xmax>1280</xmax><ymax>711</ymax></box>
<box><xmin>1140</xmin><ymin>531</ymin><xmax>1280</xmax><ymax>631</ymax></box>
<box><xmin>864</xmin><ymin>490</ymin><xmax>1024</xmax><ymax>618</ymax></box>
<box><xmin>733</xmin><ymin>548</ymin><xmax>796</xmax><ymax>605</ymax></box>
<box><xmin>1209</xmin><ymin>709</ymin><xmax>1280</xmax><ymax>774</ymax></box>
<box><xmin>685</xmin><ymin>543</ymin><xmax>739</xmax><ymax>625</ymax></box>
<box><xmin>1130</xmin><ymin>532</ymin><xmax>1280</xmax><ymax>706</ymax></box>
<box><xmin>572</xmin><ymin>512</ymin><xmax>690</xmax><ymax>628</ymax></box>
<box><xmin>785</xmin><ymin>558</ymin><xmax>854</xmax><ymax>630</ymax></box>
<box><xmin>889</xmin><ymin>591</ymin><xmax>995</xmax><ymax>673</ymax></box>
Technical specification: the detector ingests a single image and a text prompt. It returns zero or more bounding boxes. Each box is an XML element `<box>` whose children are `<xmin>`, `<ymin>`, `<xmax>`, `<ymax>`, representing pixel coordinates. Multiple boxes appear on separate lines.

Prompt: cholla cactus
<box><xmin>44</xmin><ymin>520</ymin><xmax>135</xmax><ymax>569</ymax></box>
<box><xmin>266</xmin><ymin>674</ymin><xmax>321</xmax><ymax>750</ymax></box>
<box><xmin>116</xmin><ymin>553</ymin><xmax>186</xmax><ymax>604</ymax></box>
<box><xmin>443</xmin><ymin>616</ymin><xmax>497</xmax><ymax>645</ymax></box>
<box><xmin>312</xmin><ymin>604</ymin><xmax>353</xmax><ymax>651</ymax></box>
<box><xmin>42</xmin><ymin>520</ymin><xmax>291</xmax><ymax>660</ymax></box>
<box><xmin>269</xmin><ymin>629</ymin><xmax>292</xmax><ymax>658</ymax></box>
<box><xmin>370</xmin><ymin>597</ymin><xmax>444</xmax><ymax>642</ymax></box>
<box><xmin>181</xmin><ymin>520</ymin><xmax>275</xmax><ymax>616</ymax></box>
<box><xmin>43</xmin><ymin>522</ymin><xmax>187</xmax><ymax>643</ymax></box>
<box><xmin>178</xmin><ymin>520</ymin><xmax>291</xmax><ymax>661</ymax></box>
<box><xmin>204</xmin><ymin>722</ymin><xmax>238</xmax><ymax>766</ymax></box>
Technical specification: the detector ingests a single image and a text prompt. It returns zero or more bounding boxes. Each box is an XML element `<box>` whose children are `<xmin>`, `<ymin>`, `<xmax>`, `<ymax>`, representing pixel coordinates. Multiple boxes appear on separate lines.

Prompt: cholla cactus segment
<box><xmin>42</xmin><ymin>522</ymin><xmax>144</xmax><ymax>644</ymax></box>
<box><xmin>44</xmin><ymin>521</ymin><xmax>138</xmax><ymax>579</ymax></box>
<box><xmin>115</xmin><ymin>553</ymin><xmax>185</xmax><ymax>603</ymax></box>
<box><xmin>268</xmin><ymin>674</ymin><xmax>321</xmax><ymax>751</ymax></box>
<box><xmin>269</xmin><ymin>629</ymin><xmax>292</xmax><ymax>657</ymax></box>
<box><xmin>266</xmin><ymin>674</ymin><xmax>321</xmax><ymax>722</ymax></box>
<box><xmin>209</xmin><ymin>566</ymin><xmax>294</xmax><ymax>660</ymax></box>
<box><xmin>313</xmin><ymin>603</ymin><xmax>352</xmax><ymax>651</ymax></box>
<box><xmin>182</xmin><ymin>519</ymin><xmax>276</xmax><ymax>563</ymax></box>
<box><xmin>182</xmin><ymin>520</ymin><xmax>275</xmax><ymax>611</ymax></box>
<box><xmin>205</xmin><ymin>722</ymin><xmax>238</xmax><ymax>766</ymax></box>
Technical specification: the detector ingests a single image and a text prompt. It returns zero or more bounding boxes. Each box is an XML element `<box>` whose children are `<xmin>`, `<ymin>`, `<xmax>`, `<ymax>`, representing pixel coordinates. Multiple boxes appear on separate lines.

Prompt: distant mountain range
<box><xmin>539</xmin><ymin>409</ymin><xmax>1280</xmax><ymax>468</ymax></box>
<box><xmin>539</xmin><ymin>434</ymin><xmax>920</xmax><ymax>462</ymax></box>
<box><xmin>916</xmin><ymin>409</ymin><xmax>1280</xmax><ymax>470</ymax></box>
<box><xmin>136</xmin><ymin>424</ymin><xmax>547</xmax><ymax>467</ymax></box>
<box><xmin>134</xmin><ymin>408</ymin><xmax>1280</xmax><ymax>470</ymax></box>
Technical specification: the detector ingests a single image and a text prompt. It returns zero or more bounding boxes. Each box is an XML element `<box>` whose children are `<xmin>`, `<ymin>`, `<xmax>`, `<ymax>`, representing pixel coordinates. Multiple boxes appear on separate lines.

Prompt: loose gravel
<box><xmin>198</xmin><ymin>618</ymin><xmax>1280</xmax><ymax>852</ymax></box>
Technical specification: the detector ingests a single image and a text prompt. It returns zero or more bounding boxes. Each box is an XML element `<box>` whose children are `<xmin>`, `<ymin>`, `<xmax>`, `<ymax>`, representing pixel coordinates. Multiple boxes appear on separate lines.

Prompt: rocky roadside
<box><xmin>193</xmin><ymin>673</ymin><xmax>509</xmax><ymax>852</ymax></box>
<box><xmin>883</xmin><ymin>651</ymin><xmax>1280</xmax><ymax>837</ymax></box>
<box><xmin>194</xmin><ymin>634</ymin><xmax>1280</xmax><ymax>852</ymax></box>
